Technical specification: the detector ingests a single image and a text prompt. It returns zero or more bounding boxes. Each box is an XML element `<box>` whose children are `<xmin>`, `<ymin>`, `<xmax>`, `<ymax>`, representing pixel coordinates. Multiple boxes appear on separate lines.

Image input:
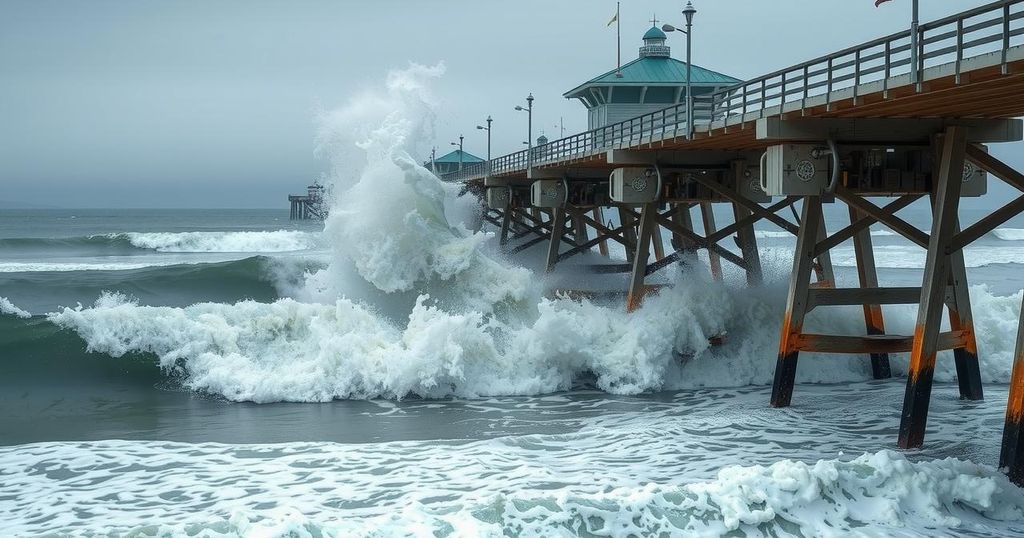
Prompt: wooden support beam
<box><xmin>593</xmin><ymin>207</ymin><xmax>609</xmax><ymax>256</ymax></box>
<box><xmin>949</xmin><ymin>194</ymin><xmax>1024</xmax><ymax>253</ymax></box>
<box><xmin>806</xmin><ymin>286</ymin><xmax>953</xmax><ymax>311</ymax></box>
<box><xmin>793</xmin><ymin>331</ymin><xmax>969</xmax><ymax>354</ymax></box>
<box><xmin>813</xmin><ymin>214</ymin><xmax>835</xmax><ymax>287</ymax></box>
<box><xmin>814</xmin><ymin>195</ymin><xmax>921</xmax><ymax>257</ymax></box>
<box><xmin>733</xmin><ymin>202</ymin><xmax>763</xmax><ymax>286</ymax></box>
<box><xmin>626</xmin><ymin>203</ymin><xmax>657</xmax><ymax>312</ymax></box>
<box><xmin>619</xmin><ymin>207</ymin><xmax>638</xmax><ymax>263</ymax></box>
<box><xmin>545</xmin><ymin>210</ymin><xmax>567</xmax><ymax>273</ymax></box>
<box><xmin>647</xmin><ymin>210</ymin><xmax>748</xmax><ymax>269</ymax></box>
<box><xmin>700</xmin><ymin>202</ymin><xmax>723</xmax><ymax>281</ymax></box>
<box><xmin>898</xmin><ymin>125</ymin><xmax>968</xmax><ymax>450</ymax></box>
<box><xmin>572</xmin><ymin>209</ymin><xmax>591</xmax><ymax>252</ymax></box>
<box><xmin>945</xmin><ymin>214</ymin><xmax>984</xmax><ymax>401</ymax></box>
<box><xmin>499</xmin><ymin>208</ymin><xmax>513</xmax><ymax>247</ymax></box>
<box><xmin>836</xmin><ymin>186</ymin><xmax>930</xmax><ymax>248</ymax></box>
<box><xmin>771</xmin><ymin>196</ymin><xmax>823</xmax><ymax>408</ymax></box>
<box><xmin>1000</xmin><ymin>293</ymin><xmax>1024</xmax><ymax>485</ymax></box>
<box><xmin>850</xmin><ymin>205</ymin><xmax>891</xmax><ymax>379</ymax></box>
<box><xmin>690</xmin><ymin>173</ymin><xmax>801</xmax><ymax>236</ymax></box>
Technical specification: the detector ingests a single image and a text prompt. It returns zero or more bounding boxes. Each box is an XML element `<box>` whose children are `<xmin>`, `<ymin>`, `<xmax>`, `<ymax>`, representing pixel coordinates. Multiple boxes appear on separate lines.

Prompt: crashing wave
<box><xmin>0</xmin><ymin>296</ymin><xmax>30</xmax><ymax>318</ymax></box>
<box><xmin>113</xmin><ymin>230</ymin><xmax>321</xmax><ymax>253</ymax></box>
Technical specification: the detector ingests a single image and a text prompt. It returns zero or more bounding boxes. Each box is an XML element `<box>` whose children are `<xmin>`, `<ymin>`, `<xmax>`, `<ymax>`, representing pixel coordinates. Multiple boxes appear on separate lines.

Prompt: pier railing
<box><xmin>710</xmin><ymin>0</ymin><xmax>1024</xmax><ymax>120</ymax></box>
<box><xmin>441</xmin><ymin>0</ymin><xmax>1024</xmax><ymax>183</ymax></box>
<box><xmin>440</xmin><ymin>98</ymin><xmax>713</xmax><ymax>181</ymax></box>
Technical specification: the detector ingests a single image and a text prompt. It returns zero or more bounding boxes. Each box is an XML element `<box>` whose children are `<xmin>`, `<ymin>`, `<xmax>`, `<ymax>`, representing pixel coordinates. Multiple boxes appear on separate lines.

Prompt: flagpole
<box><xmin>616</xmin><ymin>2</ymin><xmax>621</xmax><ymax>77</ymax></box>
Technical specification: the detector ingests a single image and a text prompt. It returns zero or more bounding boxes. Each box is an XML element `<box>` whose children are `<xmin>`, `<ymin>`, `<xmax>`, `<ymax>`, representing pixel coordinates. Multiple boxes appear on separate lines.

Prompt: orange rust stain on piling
<box><xmin>907</xmin><ymin>324</ymin><xmax>937</xmax><ymax>383</ymax></box>
<box><xmin>1007</xmin><ymin>349</ymin><xmax>1024</xmax><ymax>423</ymax></box>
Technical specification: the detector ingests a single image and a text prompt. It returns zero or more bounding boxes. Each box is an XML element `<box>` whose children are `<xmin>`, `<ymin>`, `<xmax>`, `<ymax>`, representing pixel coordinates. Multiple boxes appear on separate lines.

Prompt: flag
<box><xmin>875</xmin><ymin>0</ymin><xmax>893</xmax><ymax>6</ymax></box>
<box><xmin>607</xmin><ymin>12</ymin><xmax>618</xmax><ymax>26</ymax></box>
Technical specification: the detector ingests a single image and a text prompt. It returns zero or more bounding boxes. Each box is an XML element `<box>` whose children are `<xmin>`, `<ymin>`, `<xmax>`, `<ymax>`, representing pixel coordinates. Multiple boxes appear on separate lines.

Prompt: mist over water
<box><xmin>5</xmin><ymin>65</ymin><xmax>1024</xmax><ymax>536</ymax></box>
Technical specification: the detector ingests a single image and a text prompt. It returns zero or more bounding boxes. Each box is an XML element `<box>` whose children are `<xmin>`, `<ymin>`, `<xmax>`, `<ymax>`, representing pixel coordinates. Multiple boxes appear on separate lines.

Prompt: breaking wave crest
<box><xmin>116</xmin><ymin>230</ymin><xmax>320</xmax><ymax>253</ymax></box>
<box><xmin>0</xmin><ymin>296</ymin><xmax>30</xmax><ymax>318</ymax></box>
<box><xmin>0</xmin><ymin>230</ymin><xmax>320</xmax><ymax>255</ymax></box>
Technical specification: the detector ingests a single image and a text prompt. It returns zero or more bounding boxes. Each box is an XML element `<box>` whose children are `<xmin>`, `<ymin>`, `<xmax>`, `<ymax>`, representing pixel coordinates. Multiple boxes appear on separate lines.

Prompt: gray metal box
<box><xmin>485</xmin><ymin>187</ymin><xmax>510</xmax><ymax>210</ymax></box>
<box><xmin>764</xmin><ymin>144</ymin><xmax>830</xmax><ymax>196</ymax></box>
<box><xmin>609</xmin><ymin>167</ymin><xmax>661</xmax><ymax>203</ymax></box>
<box><xmin>960</xmin><ymin>146</ymin><xmax>987</xmax><ymax>197</ymax></box>
<box><xmin>530</xmin><ymin>180</ymin><xmax>567</xmax><ymax>208</ymax></box>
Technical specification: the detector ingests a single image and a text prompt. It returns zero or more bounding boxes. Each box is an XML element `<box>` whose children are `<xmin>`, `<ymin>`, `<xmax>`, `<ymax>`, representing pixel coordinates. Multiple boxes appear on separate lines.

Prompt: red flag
<box><xmin>875</xmin><ymin>0</ymin><xmax>893</xmax><ymax>6</ymax></box>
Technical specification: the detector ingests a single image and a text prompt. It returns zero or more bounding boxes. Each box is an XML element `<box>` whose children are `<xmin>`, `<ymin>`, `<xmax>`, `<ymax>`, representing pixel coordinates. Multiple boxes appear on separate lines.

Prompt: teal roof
<box><xmin>564</xmin><ymin>56</ymin><xmax>741</xmax><ymax>97</ymax></box>
<box><xmin>433</xmin><ymin>149</ymin><xmax>484</xmax><ymax>164</ymax></box>
<box><xmin>643</xmin><ymin>26</ymin><xmax>666</xmax><ymax>40</ymax></box>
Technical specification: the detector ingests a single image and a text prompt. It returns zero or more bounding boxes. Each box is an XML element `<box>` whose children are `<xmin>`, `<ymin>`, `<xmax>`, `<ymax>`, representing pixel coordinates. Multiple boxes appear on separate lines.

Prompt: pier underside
<box><xmin>458</xmin><ymin>0</ymin><xmax>1024</xmax><ymax>484</ymax></box>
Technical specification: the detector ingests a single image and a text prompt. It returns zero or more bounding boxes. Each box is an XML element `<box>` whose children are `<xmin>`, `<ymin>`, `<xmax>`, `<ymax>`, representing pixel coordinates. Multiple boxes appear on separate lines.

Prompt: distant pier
<box><xmin>288</xmin><ymin>184</ymin><xmax>326</xmax><ymax>220</ymax></box>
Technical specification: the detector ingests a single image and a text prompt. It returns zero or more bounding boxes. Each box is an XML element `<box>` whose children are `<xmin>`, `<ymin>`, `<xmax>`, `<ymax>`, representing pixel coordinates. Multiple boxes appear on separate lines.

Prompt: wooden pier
<box><xmin>449</xmin><ymin>0</ymin><xmax>1024</xmax><ymax>483</ymax></box>
<box><xmin>288</xmin><ymin>184</ymin><xmax>326</xmax><ymax>221</ymax></box>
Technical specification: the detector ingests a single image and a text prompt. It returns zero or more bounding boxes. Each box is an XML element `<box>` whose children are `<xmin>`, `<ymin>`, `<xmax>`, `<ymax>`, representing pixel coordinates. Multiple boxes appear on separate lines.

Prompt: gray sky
<box><xmin>1</xmin><ymin>0</ymin><xmax>1018</xmax><ymax>208</ymax></box>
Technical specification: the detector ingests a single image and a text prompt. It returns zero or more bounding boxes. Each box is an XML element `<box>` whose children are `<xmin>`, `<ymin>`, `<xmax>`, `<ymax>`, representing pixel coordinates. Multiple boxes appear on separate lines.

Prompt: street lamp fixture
<box><xmin>514</xmin><ymin>93</ymin><xmax>534</xmax><ymax>169</ymax></box>
<box><xmin>476</xmin><ymin>116</ymin><xmax>492</xmax><ymax>177</ymax></box>
<box><xmin>663</xmin><ymin>1</ymin><xmax>697</xmax><ymax>138</ymax></box>
<box><xmin>450</xmin><ymin>134</ymin><xmax>464</xmax><ymax>172</ymax></box>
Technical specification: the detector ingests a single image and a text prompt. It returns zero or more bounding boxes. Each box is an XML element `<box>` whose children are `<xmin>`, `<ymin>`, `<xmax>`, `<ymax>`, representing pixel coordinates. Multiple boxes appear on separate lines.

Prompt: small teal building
<box><xmin>429</xmin><ymin>149</ymin><xmax>485</xmax><ymax>176</ymax></box>
<box><xmin>564</xmin><ymin>26</ymin><xmax>740</xmax><ymax>129</ymax></box>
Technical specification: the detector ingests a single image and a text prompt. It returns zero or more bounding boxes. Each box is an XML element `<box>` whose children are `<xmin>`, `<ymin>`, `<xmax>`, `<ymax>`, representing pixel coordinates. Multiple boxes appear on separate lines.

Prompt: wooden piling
<box><xmin>898</xmin><ymin>125</ymin><xmax>968</xmax><ymax>449</ymax></box>
<box><xmin>1000</xmin><ymin>294</ymin><xmax>1024</xmax><ymax>484</ymax></box>
<box><xmin>771</xmin><ymin>196</ymin><xmax>823</xmax><ymax>408</ymax></box>
<box><xmin>849</xmin><ymin>206</ymin><xmax>892</xmax><ymax>379</ymax></box>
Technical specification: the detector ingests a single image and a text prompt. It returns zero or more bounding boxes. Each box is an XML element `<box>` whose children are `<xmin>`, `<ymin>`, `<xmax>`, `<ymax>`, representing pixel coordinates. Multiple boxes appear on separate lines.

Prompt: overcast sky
<box><xmin>1</xmin><ymin>0</ymin><xmax>1016</xmax><ymax>208</ymax></box>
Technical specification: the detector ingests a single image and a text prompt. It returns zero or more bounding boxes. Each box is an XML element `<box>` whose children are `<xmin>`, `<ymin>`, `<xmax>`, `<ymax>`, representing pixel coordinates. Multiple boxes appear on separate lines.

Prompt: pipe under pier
<box><xmin>448</xmin><ymin>0</ymin><xmax>1024</xmax><ymax>484</ymax></box>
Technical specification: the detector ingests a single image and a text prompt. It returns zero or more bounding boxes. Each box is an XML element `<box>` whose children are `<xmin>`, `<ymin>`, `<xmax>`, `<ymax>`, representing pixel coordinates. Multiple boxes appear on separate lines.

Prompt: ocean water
<box><xmin>4</xmin><ymin>65</ymin><xmax>1024</xmax><ymax>537</ymax></box>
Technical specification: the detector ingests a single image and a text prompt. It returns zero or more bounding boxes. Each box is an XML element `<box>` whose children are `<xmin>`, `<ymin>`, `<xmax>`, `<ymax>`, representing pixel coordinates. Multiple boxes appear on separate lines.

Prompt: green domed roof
<box><xmin>643</xmin><ymin>26</ymin><xmax>666</xmax><ymax>40</ymax></box>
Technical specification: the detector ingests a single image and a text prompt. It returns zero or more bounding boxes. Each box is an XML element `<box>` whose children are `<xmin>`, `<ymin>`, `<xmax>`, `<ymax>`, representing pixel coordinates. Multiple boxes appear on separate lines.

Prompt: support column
<box><xmin>651</xmin><ymin>220</ymin><xmax>666</xmax><ymax>261</ymax></box>
<box><xmin>619</xmin><ymin>206</ymin><xmax>638</xmax><ymax>263</ymax></box>
<box><xmin>814</xmin><ymin>215</ymin><xmax>836</xmax><ymax>287</ymax></box>
<box><xmin>1000</xmin><ymin>294</ymin><xmax>1024</xmax><ymax>484</ymax></box>
<box><xmin>849</xmin><ymin>206</ymin><xmax>892</xmax><ymax>380</ymax></box>
<box><xmin>670</xmin><ymin>204</ymin><xmax>697</xmax><ymax>259</ymax></box>
<box><xmin>771</xmin><ymin>195</ymin><xmax>823</xmax><ymax>408</ymax></box>
<box><xmin>898</xmin><ymin>125</ymin><xmax>968</xmax><ymax>449</ymax></box>
<box><xmin>572</xmin><ymin>209</ymin><xmax>590</xmax><ymax>251</ymax></box>
<box><xmin>626</xmin><ymin>202</ymin><xmax>657</xmax><ymax>313</ymax></box>
<box><xmin>700</xmin><ymin>202</ymin><xmax>723</xmax><ymax>281</ymax></box>
<box><xmin>499</xmin><ymin>208</ymin><xmax>513</xmax><ymax>247</ymax></box>
<box><xmin>946</xmin><ymin>219</ymin><xmax>984</xmax><ymax>400</ymax></box>
<box><xmin>545</xmin><ymin>209</ymin><xmax>566</xmax><ymax>273</ymax></box>
<box><xmin>593</xmin><ymin>207</ymin><xmax>609</xmax><ymax>257</ymax></box>
<box><xmin>732</xmin><ymin>202</ymin><xmax>763</xmax><ymax>286</ymax></box>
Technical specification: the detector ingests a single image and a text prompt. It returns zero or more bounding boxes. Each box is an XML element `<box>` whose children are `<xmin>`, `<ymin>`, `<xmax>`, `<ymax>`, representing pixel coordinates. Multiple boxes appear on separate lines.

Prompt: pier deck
<box><xmin>457</xmin><ymin>0</ymin><xmax>1024</xmax><ymax>484</ymax></box>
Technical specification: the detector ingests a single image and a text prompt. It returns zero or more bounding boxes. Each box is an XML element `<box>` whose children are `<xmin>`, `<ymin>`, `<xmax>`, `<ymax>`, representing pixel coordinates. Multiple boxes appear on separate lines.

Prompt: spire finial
<box><xmin>650</xmin><ymin>14</ymin><xmax>659</xmax><ymax>27</ymax></box>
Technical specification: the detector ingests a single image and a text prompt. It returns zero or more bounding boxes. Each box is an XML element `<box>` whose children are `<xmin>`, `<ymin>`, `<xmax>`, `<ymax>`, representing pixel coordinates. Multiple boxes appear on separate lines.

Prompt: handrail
<box><xmin>444</xmin><ymin>0</ymin><xmax>1024</xmax><ymax>183</ymax></box>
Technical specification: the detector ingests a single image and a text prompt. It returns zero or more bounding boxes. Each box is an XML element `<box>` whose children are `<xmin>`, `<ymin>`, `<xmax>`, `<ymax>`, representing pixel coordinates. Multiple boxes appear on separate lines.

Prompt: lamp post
<box><xmin>476</xmin><ymin>116</ymin><xmax>492</xmax><ymax>177</ymax></box>
<box><xmin>911</xmin><ymin>0</ymin><xmax>920</xmax><ymax>86</ymax></box>
<box><xmin>450</xmin><ymin>135</ymin><xmax>464</xmax><ymax>171</ymax></box>
<box><xmin>514</xmin><ymin>93</ymin><xmax>534</xmax><ymax>168</ymax></box>
<box><xmin>663</xmin><ymin>1</ymin><xmax>696</xmax><ymax>138</ymax></box>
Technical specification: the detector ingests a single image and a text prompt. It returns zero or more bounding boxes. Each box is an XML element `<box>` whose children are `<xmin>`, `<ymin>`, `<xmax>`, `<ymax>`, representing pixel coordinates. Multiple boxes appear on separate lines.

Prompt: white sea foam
<box><xmin>2</xmin><ymin>437</ymin><xmax>1023</xmax><ymax>537</ymax></box>
<box><xmin>0</xmin><ymin>296</ymin><xmax>30</xmax><ymax>318</ymax></box>
<box><xmin>994</xmin><ymin>228</ymin><xmax>1024</xmax><ymax>241</ymax></box>
<box><xmin>114</xmin><ymin>230</ymin><xmax>320</xmax><ymax>253</ymax></box>
<box><xmin>0</xmin><ymin>261</ymin><xmax>185</xmax><ymax>273</ymax></box>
